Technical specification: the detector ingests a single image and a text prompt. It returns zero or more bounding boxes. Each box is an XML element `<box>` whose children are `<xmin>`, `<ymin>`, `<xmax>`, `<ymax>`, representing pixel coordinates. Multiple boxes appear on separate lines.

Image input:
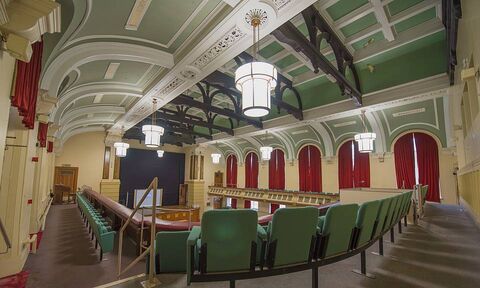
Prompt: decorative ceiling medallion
<box><xmin>244</xmin><ymin>9</ymin><xmax>268</xmax><ymax>27</ymax></box>
<box><xmin>333</xmin><ymin>121</ymin><xmax>357</xmax><ymax>128</ymax></box>
<box><xmin>192</xmin><ymin>26</ymin><xmax>246</xmax><ymax>69</ymax></box>
<box><xmin>236</xmin><ymin>0</ymin><xmax>277</xmax><ymax>34</ymax></box>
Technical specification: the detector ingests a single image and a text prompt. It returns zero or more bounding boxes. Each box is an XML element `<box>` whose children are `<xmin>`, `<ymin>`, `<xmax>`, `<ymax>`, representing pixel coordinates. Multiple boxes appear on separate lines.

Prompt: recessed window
<box><xmin>251</xmin><ymin>201</ymin><xmax>259</xmax><ymax>211</ymax></box>
<box><xmin>226</xmin><ymin>197</ymin><xmax>232</xmax><ymax>207</ymax></box>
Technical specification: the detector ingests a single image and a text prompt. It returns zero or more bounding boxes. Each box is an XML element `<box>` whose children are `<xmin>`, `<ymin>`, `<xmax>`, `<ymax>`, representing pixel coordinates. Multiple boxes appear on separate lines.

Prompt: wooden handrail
<box><xmin>117</xmin><ymin>177</ymin><xmax>159</xmax><ymax>287</ymax></box>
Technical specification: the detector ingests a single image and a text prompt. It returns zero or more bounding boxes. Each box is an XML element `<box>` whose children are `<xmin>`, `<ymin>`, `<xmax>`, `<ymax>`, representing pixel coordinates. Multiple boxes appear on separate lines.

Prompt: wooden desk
<box><xmin>155</xmin><ymin>206</ymin><xmax>200</xmax><ymax>222</ymax></box>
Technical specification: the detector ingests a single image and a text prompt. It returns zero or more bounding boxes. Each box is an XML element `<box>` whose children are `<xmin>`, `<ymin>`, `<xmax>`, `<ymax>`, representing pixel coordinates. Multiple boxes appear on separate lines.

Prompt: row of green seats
<box><xmin>76</xmin><ymin>193</ymin><xmax>116</xmax><ymax>260</ymax></box>
<box><xmin>148</xmin><ymin>191</ymin><xmax>412</xmax><ymax>288</ymax></box>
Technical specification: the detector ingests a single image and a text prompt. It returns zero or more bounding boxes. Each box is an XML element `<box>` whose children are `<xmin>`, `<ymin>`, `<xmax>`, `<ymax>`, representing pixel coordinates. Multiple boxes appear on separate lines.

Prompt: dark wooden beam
<box><xmin>443</xmin><ymin>0</ymin><xmax>462</xmax><ymax>85</ymax></box>
<box><xmin>158</xmin><ymin>108</ymin><xmax>234</xmax><ymax>136</ymax></box>
<box><xmin>272</xmin><ymin>7</ymin><xmax>362</xmax><ymax>106</ymax></box>
<box><xmin>170</xmin><ymin>94</ymin><xmax>263</xmax><ymax>129</ymax></box>
<box><xmin>156</xmin><ymin>119</ymin><xmax>213</xmax><ymax>140</ymax></box>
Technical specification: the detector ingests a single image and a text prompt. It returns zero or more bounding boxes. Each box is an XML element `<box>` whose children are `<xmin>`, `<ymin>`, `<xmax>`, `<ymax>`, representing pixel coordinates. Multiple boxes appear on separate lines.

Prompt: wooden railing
<box><xmin>208</xmin><ymin>186</ymin><xmax>339</xmax><ymax>206</ymax></box>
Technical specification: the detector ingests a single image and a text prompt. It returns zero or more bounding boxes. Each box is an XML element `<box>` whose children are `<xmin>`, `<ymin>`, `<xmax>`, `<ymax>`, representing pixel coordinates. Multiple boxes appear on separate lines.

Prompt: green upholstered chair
<box><xmin>317</xmin><ymin>204</ymin><xmax>358</xmax><ymax>259</ymax></box>
<box><xmin>187</xmin><ymin>209</ymin><xmax>264</xmax><ymax>285</ymax></box>
<box><xmin>146</xmin><ymin>231</ymin><xmax>190</xmax><ymax>274</ymax></box>
<box><xmin>354</xmin><ymin>200</ymin><xmax>380</xmax><ymax>248</ymax></box>
<box><xmin>371</xmin><ymin>197</ymin><xmax>393</xmax><ymax>240</ymax></box>
<box><xmin>421</xmin><ymin>185</ymin><xmax>429</xmax><ymax>205</ymax></box>
<box><xmin>265</xmin><ymin>207</ymin><xmax>319</xmax><ymax>268</ymax></box>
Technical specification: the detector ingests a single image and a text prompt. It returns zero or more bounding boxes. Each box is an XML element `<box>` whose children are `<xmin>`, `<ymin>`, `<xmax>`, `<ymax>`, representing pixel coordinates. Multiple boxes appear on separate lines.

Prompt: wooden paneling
<box><xmin>113</xmin><ymin>155</ymin><xmax>120</xmax><ymax>179</ymax></box>
<box><xmin>200</xmin><ymin>155</ymin><xmax>204</xmax><ymax>180</ymax></box>
<box><xmin>214</xmin><ymin>171</ymin><xmax>223</xmax><ymax>187</ymax></box>
<box><xmin>102</xmin><ymin>146</ymin><xmax>110</xmax><ymax>179</ymax></box>
<box><xmin>54</xmin><ymin>166</ymin><xmax>78</xmax><ymax>192</ymax></box>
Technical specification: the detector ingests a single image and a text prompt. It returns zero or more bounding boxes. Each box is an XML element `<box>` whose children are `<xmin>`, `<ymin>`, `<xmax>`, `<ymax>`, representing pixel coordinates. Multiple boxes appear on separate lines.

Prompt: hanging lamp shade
<box><xmin>114</xmin><ymin>142</ymin><xmax>129</xmax><ymax>157</ymax></box>
<box><xmin>354</xmin><ymin>132</ymin><xmax>376</xmax><ymax>153</ymax></box>
<box><xmin>260</xmin><ymin>146</ymin><xmax>273</xmax><ymax>161</ymax></box>
<box><xmin>235</xmin><ymin>62</ymin><xmax>277</xmax><ymax>117</ymax></box>
<box><xmin>211</xmin><ymin>153</ymin><xmax>221</xmax><ymax>164</ymax></box>
<box><xmin>157</xmin><ymin>150</ymin><xmax>164</xmax><ymax>158</ymax></box>
<box><xmin>142</xmin><ymin>124</ymin><xmax>164</xmax><ymax>148</ymax></box>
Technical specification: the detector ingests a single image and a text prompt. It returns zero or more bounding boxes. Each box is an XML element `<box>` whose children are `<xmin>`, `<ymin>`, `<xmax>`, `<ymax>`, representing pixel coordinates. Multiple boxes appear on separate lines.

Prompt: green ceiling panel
<box><xmin>326</xmin><ymin>0</ymin><xmax>369</xmax><ymax>21</ymax></box>
<box><xmin>387</xmin><ymin>0</ymin><xmax>423</xmax><ymax>16</ymax></box>
<box><xmin>75</xmin><ymin>60</ymin><xmax>152</xmax><ymax>87</ymax></box>
<box><xmin>340</xmin><ymin>12</ymin><xmax>378</xmax><ymax>38</ymax></box>
<box><xmin>277</xmin><ymin>31</ymin><xmax>446</xmax><ymax>113</ymax></box>
<box><xmin>296</xmin><ymin>22</ymin><xmax>309</xmax><ymax>37</ymax></box>
<box><xmin>101</xmin><ymin>94</ymin><xmax>128</xmax><ymax>105</ymax></box>
<box><xmin>351</xmin><ymin>31</ymin><xmax>385</xmax><ymax>50</ymax></box>
<box><xmin>394</xmin><ymin>7</ymin><xmax>436</xmax><ymax>34</ymax></box>
<box><xmin>259</xmin><ymin>41</ymin><xmax>284</xmax><ymax>59</ymax></box>
<box><xmin>288</xmin><ymin>66</ymin><xmax>310</xmax><ymax>77</ymax></box>
<box><xmin>275</xmin><ymin>55</ymin><xmax>300</xmax><ymax>69</ymax></box>
<box><xmin>74</xmin><ymin>0</ymin><xmax>221</xmax><ymax>52</ymax></box>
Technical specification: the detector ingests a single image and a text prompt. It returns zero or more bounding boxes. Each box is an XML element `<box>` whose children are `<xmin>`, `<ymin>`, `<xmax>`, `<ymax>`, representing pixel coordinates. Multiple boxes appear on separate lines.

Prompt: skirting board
<box><xmin>460</xmin><ymin>197</ymin><xmax>480</xmax><ymax>231</ymax></box>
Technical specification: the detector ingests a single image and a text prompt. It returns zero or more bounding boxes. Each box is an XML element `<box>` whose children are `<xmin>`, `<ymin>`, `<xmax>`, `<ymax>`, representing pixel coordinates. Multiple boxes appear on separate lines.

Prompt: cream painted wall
<box><xmin>55</xmin><ymin>132</ymin><xmax>106</xmax><ymax>192</ymax></box>
<box><xmin>449</xmin><ymin>0</ymin><xmax>480</xmax><ymax>221</ymax></box>
<box><xmin>369</xmin><ymin>154</ymin><xmax>397</xmax><ymax>189</ymax></box>
<box><xmin>0</xmin><ymin>52</ymin><xmax>15</xmax><ymax>182</ymax></box>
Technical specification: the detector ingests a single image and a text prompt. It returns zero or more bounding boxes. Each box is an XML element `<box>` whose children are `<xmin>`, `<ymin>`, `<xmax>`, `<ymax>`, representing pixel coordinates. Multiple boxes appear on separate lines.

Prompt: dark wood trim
<box><xmin>102</xmin><ymin>147</ymin><xmax>110</xmax><ymax>179</ymax></box>
<box><xmin>113</xmin><ymin>155</ymin><xmax>120</xmax><ymax>179</ymax></box>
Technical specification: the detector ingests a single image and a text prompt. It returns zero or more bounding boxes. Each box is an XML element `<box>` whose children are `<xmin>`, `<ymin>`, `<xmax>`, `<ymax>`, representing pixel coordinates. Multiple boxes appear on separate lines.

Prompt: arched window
<box><xmin>269</xmin><ymin>149</ymin><xmax>285</xmax><ymax>190</ymax></box>
<box><xmin>226</xmin><ymin>154</ymin><xmax>237</xmax><ymax>188</ymax></box>
<box><xmin>394</xmin><ymin>132</ymin><xmax>440</xmax><ymax>202</ymax></box>
<box><xmin>338</xmin><ymin>140</ymin><xmax>370</xmax><ymax>189</ymax></box>
<box><xmin>245</xmin><ymin>152</ymin><xmax>259</xmax><ymax>188</ymax></box>
<box><xmin>298</xmin><ymin>145</ymin><xmax>322</xmax><ymax>192</ymax></box>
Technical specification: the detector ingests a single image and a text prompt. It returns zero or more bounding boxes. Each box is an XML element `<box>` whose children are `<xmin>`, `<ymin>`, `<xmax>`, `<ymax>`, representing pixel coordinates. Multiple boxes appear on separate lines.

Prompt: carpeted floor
<box><xmin>25</xmin><ymin>203</ymin><xmax>480</xmax><ymax>288</ymax></box>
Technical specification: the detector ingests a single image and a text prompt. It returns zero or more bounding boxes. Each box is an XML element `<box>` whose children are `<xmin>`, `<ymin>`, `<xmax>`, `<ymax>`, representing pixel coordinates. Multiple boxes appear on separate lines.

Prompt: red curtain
<box><xmin>37</xmin><ymin>123</ymin><xmax>48</xmax><ymax>147</ymax></box>
<box><xmin>270</xmin><ymin>203</ymin><xmax>280</xmax><ymax>214</ymax></box>
<box><xmin>231</xmin><ymin>198</ymin><xmax>237</xmax><ymax>209</ymax></box>
<box><xmin>244</xmin><ymin>200</ymin><xmax>251</xmax><ymax>209</ymax></box>
<box><xmin>226</xmin><ymin>154</ymin><xmax>238</xmax><ymax>187</ymax></box>
<box><xmin>415</xmin><ymin>133</ymin><xmax>440</xmax><ymax>202</ymax></box>
<box><xmin>245</xmin><ymin>152</ymin><xmax>259</xmax><ymax>188</ymax></box>
<box><xmin>269</xmin><ymin>149</ymin><xmax>285</xmax><ymax>190</ymax></box>
<box><xmin>394</xmin><ymin>133</ymin><xmax>416</xmax><ymax>189</ymax></box>
<box><xmin>353</xmin><ymin>141</ymin><xmax>370</xmax><ymax>188</ymax></box>
<box><xmin>298</xmin><ymin>145</ymin><xmax>322</xmax><ymax>192</ymax></box>
<box><xmin>338</xmin><ymin>141</ymin><xmax>354</xmax><ymax>189</ymax></box>
<box><xmin>12</xmin><ymin>41</ymin><xmax>44</xmax><ymax>129</ymax></box>
<box><xmin>47</xmin><ymin>141</ymin><xmax>54</xmax><ymax>153</ymax></box>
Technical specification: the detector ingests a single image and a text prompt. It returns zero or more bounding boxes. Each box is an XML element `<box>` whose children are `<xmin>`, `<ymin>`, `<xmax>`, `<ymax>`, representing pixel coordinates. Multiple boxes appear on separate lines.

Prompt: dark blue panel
<box><xmin>119</xmin><ymin>148</ymin><xmax>185</xmax><ymax>207</ymax></box>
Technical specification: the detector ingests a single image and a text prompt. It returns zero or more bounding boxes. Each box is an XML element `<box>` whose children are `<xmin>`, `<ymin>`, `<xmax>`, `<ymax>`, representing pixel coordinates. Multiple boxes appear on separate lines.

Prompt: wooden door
<box><xmin>214</xmin><ymin>171</ymin><xmax>223</xmax><ymax>187</ymax></box>
<box><xmin>54</xmin><ymin>166</ymin><xmax>78</xmax><ymax>193</ymax></box>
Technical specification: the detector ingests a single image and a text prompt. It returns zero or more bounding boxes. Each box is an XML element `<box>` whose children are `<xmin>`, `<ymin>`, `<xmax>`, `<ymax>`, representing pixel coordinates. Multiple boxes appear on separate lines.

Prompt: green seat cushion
<box><xmin>355</xmin><ymin>200</ymin><xmax>380</xmax><ymax>247</ymax></box>
<box><xmin>321</xmin><ymin>204</ymin><xmax>358</xmax><ymax>258</ymax></box>
<box><xmin>372</xmin><ymin>197</ymin><xmax>392</xmax><ymax>238</ymax></box>
<box><xmin>201</xmin><ymin>209</ymin><xmax>258</xmax><ymax>273</ymax></box>
<box><xmin>268</xmin><ymin>207</ymin><xmax>318</xmax><ymax>267</ymax></box>
<box><xmin>154</xmin><ymin>231</ymin><xmax>190</xmax><ymax>273</ymax></box>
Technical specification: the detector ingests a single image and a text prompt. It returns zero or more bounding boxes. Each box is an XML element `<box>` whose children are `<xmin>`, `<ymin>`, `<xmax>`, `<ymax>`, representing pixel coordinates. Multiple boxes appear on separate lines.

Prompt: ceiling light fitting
<box><xmin>354</xmin><ymin>110</ymin><xmax>376</xmax><ymax>153</ymax></box>
<box><xmin>142</xmin><ymin>99</ymin><xmax>164</xmax><ymax>148</ymax></box>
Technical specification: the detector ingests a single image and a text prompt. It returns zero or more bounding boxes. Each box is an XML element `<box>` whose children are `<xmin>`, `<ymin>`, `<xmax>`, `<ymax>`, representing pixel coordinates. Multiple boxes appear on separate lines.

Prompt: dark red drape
<box><xmin>226</xmin><ymin>154</ymin><xmax>238</xmax><ymax>187</ymax></box>
<box><xmin>415</xmin><ymin>133</ymin><xmax>440</xmax><ymax>202</ymax></box>
<box><xmin>298</xmin><ymin>145</ymin><xmax>322</xmax><ymax>192</ymax></box>
<box><xmin>353</xmin><ymin>141</ymin><xmax>370</xmax><ymax>188</ymax></box>
<box><xmin>231</xmin><ymin>198</ymin><xmax>237</xmax><ymax>209</ymax></box>
<box><xmin>244</xmin><ymin>200</ymin><xmax>251</xmax><ymax>209</ymax></box>
<box><xmin>270</xmin><ymin>203</ymin><xmax>280</xmax><ymax>214</ymax></box>
<box><xmin>37</xmin><ymin>123</ymin><xmax>48</xmax><ymax>147</ymax></box>
<box><xmin>394</xmin><ymin>133</ymin><xmax>416</xmax><ymax>189</ymax></box>
<box><xmin>47</xmin><ymin>141</ymin><xmax>54</xmax><ymax>153</ymax></box>
<box><xmin>338</xmin><ymin>141</ymin><xmax>354</xmax><ymax>189</ymax></box>
<box><xmin>269</xmin><ymin>149</ymin><xmax>285</xmax><ymax>190</ymax></box>
<box><xmin>12</xmin><ymin>41</ymin><xmax>44</xmax><ymax>129</ymax></box>
<box><xmin>245</xmin><ymin>152</ymin><xmax>259</xmax><ymax>188</ymax></box>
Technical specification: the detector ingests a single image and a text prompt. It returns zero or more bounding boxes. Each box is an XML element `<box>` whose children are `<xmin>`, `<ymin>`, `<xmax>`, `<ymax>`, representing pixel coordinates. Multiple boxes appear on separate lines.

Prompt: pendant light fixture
<box><xmin>211</xmin><ymin>153</ymin><xmax>221</xmax><ymax>164</ymax></box>
<box><xmin>354</xmin><ymin>110</ymin><xmax>376</xmax><ymax>153</ymax></box>
<box><xmin>260</xmin><ymin>146</ymin><xmax>273</xmax><ymax>161</ymax></box>
<box><xmin>235</xmin><ymin>10</ymin><xmax>277</xmax><ymax>118</ymax></box>
<box><xmin>157</xmin><ymin>150</ymin><xmax>164</xmax><ymax>158</ymax></box>
<box><xmin>142</xmin><ymin>99</ymin><xmax>164</xmax><ymax>148</ymax></box>
<box><xmin>114</xmin><ymin>127</ymin><xmax>129</xmax><ymax>157</ymax></box>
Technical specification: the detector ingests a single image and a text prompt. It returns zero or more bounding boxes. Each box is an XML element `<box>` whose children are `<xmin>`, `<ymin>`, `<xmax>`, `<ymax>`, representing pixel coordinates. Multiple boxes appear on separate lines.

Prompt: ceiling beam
<box><xmin>170</xmin><ymin>94</ymin><xmax>263</xmax><ymax>129</ymax></box>
<box><xmin>158</xmin><ymin>108</ymin><xmax>234</xmax><ymax>135</ymax></box>
<box><xmin>371</xmin><ymin>0</ymin><xmax>395</xmax><ymax>41</ymax></box>
<box><xmin>272</xmin><ymin>13</ymin><xmax>362</xmax><ymax>106</ymax></box>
